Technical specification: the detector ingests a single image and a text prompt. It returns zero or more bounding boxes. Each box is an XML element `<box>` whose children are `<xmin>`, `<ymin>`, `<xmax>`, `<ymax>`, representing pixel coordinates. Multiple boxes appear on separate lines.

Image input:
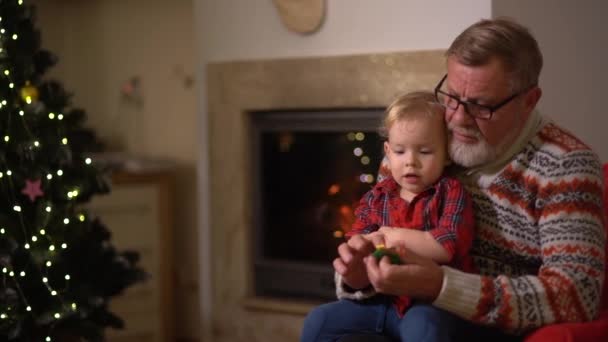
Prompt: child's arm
<box><xmin>379</xmin><ymin>178</ymin><xmax>475</xmax><ymax>265</ymax></box>
<box><xmin>378</xmin><ymin>227</ymin><xmax>450</xmax><ymax>263</ymax></box>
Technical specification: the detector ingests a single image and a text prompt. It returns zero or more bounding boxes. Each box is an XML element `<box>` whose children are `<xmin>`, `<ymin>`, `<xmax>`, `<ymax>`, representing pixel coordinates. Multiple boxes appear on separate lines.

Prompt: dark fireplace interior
<box><xmin>251</xmin><ymin>109</ymin><xmax>384</xmax><ymax>301</ymax></box>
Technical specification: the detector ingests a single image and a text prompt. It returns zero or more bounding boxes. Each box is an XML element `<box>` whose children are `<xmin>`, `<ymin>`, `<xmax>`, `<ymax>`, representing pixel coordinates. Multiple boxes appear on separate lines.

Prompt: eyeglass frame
<box><xmin>434</xmin><ymin>74</ymin><xmax>535</xmax><ymax>120</ymax></box>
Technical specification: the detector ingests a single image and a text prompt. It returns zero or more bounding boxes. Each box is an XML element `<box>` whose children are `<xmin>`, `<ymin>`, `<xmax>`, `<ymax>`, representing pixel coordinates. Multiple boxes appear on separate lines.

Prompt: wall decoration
<box><xmin>272</xmin><ymin>0</ymin><xmax>326</xmax><ymax>34</ymax></box>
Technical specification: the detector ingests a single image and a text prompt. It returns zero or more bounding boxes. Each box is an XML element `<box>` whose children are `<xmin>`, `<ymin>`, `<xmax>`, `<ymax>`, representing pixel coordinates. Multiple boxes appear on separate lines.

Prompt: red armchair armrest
<box><xmin>524</xmin><ymin>311</ymin><xmax>608</xmax><ymax>342</ymax></box>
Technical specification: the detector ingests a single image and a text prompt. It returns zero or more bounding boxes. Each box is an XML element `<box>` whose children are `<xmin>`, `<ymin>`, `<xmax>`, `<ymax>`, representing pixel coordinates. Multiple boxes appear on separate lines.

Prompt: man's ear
<box><xmin>524</xmin><ymin>86</ymin><xmax>542</xmax><ymax>113</ymax></box>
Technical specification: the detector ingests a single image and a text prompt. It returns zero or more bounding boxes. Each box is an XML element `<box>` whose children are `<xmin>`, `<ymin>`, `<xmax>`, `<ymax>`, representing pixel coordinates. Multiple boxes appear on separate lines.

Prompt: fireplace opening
<box><xmin>251</xmin><ymin>109</ymin><xmax>384</xmax><ymax>301</ymax></box>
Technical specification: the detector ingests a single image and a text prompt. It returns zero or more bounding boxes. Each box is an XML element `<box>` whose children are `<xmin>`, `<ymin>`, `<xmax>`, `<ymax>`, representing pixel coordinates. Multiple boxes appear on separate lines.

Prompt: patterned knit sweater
<box><xmin>336</xmin><ymin>112</ymin><xmax>606</xmax><ymax>334</ymax></box>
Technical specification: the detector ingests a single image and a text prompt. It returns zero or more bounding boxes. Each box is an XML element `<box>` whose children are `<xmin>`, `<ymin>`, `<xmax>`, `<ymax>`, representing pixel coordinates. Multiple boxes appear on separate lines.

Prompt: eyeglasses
<box><xmin>434</xmin><ymin>74</ymin><xmax>534</xmax><ymax>120</ymax></box>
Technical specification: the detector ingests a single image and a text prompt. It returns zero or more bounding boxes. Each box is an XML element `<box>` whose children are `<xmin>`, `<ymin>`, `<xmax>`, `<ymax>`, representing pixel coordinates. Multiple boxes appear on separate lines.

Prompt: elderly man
<box><xmin>301</xmin><ymin>17</ymin><xmax>605</xmax><ymax>342</ymax></box>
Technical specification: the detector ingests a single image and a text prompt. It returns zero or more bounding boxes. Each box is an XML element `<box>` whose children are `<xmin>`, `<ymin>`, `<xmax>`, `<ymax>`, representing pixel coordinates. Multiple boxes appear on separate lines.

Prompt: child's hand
<box><xmin>378</xmin><ymin>226</ymin><xmax>408</xmax><ymax>248</ymax></box>
<box><xmin>363</xmin><ymin>231</ymin><xmax>386</xmax><ymax>248</ymax></box>
<box><xmin>333</xmin><ymin>235</ymin><xmax>376</xmax><ymax>290</ymax></box>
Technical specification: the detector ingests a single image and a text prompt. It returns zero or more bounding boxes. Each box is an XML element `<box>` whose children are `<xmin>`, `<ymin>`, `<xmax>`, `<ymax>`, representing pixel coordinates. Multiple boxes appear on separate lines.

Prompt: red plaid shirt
<box><xmin>347</xmin><ymin>175</ymin><xmax>475</xmax><ymax>315</ymax></box>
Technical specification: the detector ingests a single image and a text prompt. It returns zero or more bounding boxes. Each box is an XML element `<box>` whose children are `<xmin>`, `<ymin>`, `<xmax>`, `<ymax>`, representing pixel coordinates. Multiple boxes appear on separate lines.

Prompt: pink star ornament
<box><xmin>22</xmin><ymin>179</ymin><xmax>44</xmax><ymax>202</ymax></box>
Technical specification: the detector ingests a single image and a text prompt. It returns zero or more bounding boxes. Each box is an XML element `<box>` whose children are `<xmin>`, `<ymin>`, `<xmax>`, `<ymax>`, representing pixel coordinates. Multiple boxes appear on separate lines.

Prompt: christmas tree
<box><xmin>0</xmin><ymin>1</ymin><xmax>145</xmax><ymax>341</ymax></box>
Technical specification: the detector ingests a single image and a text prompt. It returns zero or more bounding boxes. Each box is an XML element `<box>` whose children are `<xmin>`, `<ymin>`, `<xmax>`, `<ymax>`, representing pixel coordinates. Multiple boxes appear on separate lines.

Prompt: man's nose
<box><xmin>447</xmin><ymin>102</ymin><xmax>474</xmax><ymax>126</ymax></box>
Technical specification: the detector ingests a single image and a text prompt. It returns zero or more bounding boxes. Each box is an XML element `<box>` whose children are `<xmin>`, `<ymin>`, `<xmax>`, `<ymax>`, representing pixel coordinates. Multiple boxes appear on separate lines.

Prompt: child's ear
<box><xmin>383</xmin><ymin>141</ymin><xmax>390</xmax><ymax>154</ymax></box>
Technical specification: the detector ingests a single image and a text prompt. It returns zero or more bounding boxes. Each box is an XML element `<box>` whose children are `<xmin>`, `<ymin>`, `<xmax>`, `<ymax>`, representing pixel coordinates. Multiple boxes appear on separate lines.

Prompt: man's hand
<box><xmin>333</xmin><ymin>235</ymin><xmax>376</xmax><ymax>290</ymax></box>
<box><xmin>364</xmin><ymin>245</ymin><xmax>444</xmax><ymax>301</ymax></box>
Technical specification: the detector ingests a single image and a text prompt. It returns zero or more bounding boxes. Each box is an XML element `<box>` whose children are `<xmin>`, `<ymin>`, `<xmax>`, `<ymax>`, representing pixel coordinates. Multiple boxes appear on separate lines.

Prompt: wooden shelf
<box><xmin>89</xmin><ymin>170</ymin><xmax>174</xmax><ymax>342</ymax></box>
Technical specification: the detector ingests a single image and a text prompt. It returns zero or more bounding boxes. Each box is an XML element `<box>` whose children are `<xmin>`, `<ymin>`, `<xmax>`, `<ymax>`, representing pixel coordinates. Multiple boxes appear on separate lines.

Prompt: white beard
<box><xmin>449</xmin><ymin>137</ymin><xmax>497</xmax><ymax>168</ymax></box>
<box><xmin>448</xmin><ymin>126</ymin><xmax>516</xmax><ymax>168</ymax></box>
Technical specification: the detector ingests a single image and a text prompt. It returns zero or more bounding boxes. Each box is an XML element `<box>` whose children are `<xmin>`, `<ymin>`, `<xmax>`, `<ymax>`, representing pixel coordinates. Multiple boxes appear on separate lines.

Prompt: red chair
<box><xmin>524</xmin><ymin>163</ymin><xmax>608</xmax><ymax>341</ymax></box>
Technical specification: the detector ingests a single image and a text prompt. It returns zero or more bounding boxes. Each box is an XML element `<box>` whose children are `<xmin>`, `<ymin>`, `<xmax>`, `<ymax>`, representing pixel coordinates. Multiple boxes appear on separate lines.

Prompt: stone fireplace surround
<box><xmin>207</xmin><ymin>50</ymin><xmax>445</xmax><ymax>342</ymax></box>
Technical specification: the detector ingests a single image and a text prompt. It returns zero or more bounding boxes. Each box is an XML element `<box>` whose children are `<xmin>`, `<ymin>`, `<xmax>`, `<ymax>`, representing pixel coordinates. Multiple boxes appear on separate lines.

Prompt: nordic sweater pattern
<box><xmin>433</xmin><ymin>120</ymin><xmax>606</xmax><ymax>333</ymax></box>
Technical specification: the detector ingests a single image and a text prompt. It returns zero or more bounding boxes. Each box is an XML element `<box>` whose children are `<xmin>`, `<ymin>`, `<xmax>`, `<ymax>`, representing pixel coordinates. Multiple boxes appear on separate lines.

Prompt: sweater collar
<box><xmin>458</xmin><ymin>110</ymin><xmax>545</xmax><ymax>187</ymax></box>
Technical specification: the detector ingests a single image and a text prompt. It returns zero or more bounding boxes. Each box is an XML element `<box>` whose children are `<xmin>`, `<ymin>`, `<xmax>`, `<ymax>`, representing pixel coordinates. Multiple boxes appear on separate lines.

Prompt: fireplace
<box><xmin>207</xmin><ymin>50</ymin><xmax>445</xmax><ymax>342</ymax></box>
<box><xmin>251</xmin><ymin>109</ymin><xmax>384</xmax><ymax>300</ymax></box>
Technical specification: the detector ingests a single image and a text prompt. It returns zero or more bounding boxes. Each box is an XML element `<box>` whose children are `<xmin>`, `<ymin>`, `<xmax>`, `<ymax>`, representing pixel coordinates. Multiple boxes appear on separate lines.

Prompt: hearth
<box><xmin>251</xmin><ymin>109</ymin><xmax>384</xmax><ymax>300</ymax></box>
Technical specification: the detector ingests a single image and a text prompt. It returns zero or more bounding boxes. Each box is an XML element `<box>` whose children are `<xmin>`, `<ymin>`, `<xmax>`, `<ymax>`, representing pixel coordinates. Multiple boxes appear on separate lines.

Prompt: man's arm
<box><xmin>434</xmin><ymin>152</ymin><xmax>605</xmax><ymax>333</ymax></box>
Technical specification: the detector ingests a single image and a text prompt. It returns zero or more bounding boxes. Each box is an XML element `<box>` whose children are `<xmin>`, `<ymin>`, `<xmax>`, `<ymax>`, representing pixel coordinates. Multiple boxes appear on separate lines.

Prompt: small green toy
<box><xmin>372</xmin><ymin>245</ymin><xmax>402</xmax><ymax>265</ymax></box>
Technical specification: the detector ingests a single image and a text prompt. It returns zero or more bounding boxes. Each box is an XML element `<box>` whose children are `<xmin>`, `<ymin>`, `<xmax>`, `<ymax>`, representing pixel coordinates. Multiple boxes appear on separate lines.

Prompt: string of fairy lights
<box><xmin>0</xmin><ymin>1</ymin><xmax>95</xmax><ymax>340</ymax></box>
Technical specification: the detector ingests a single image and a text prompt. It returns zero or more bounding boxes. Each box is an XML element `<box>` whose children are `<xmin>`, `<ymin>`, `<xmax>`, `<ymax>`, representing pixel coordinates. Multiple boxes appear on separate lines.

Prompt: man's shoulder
<box><xmin>535</xmin><ymin>121</ymin><xmax>593</xmax><ymax>154</ymax></box>
<box><xmin>510</xmin><ymin>120</ymin><xmax>603</xmax><ymax>182</ymax></box>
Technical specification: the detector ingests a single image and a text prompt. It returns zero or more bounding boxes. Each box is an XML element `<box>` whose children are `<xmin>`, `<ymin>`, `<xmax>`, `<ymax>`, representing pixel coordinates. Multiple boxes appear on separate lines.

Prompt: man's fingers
<box><xmin>333</xmin><ymin>257</ymin><xmax>347</xmax><ymax>275</ymax></box>
<box><xmin>348</xmin><ymin>235</ymin><xmax>375</xmax><ymax>254</ymax></box>
<box><xmin>337</xmin><ymin>243</ymin><xmax>354</xmax><ymax>263</ymax></box>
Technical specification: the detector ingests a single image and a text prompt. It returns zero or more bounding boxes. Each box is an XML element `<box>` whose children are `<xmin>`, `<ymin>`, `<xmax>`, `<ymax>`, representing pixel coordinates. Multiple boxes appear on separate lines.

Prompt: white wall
<box><xmin>493</xmin><ymin>0</ymin><xmax>608</xmax><ymax>162</ymax></box>
<box><xmin>194</xmin><ymin>0</ymin><xmax>491</xmax><ymax>339</ymax></box>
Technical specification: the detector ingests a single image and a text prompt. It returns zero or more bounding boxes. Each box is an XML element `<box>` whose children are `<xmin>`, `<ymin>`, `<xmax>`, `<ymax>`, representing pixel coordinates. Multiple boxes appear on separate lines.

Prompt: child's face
<box><xmin>384</xmin><ymin>115</ymin><xmax>448</xmax><ymax>201</ymax></box>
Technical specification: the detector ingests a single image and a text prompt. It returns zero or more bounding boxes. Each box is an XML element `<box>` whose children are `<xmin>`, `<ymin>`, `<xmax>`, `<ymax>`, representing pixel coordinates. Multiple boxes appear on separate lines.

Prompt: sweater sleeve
<box><xmin>433</xmin><ymin>151</ymin><xmax>606</xmax><ymax>334</ymax></box>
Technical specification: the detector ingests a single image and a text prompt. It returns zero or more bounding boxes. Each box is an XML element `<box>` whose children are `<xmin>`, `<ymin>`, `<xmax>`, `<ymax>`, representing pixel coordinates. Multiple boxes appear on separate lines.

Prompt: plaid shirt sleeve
<box><xmin>347</xmin><ymin>184</ymin><xmax>385</xmax><ymax>237</ymax></box>
<box><xmin>427</xmin><ymin>177</ymin><xmax>475</xmax><ymax>264</ymax></box>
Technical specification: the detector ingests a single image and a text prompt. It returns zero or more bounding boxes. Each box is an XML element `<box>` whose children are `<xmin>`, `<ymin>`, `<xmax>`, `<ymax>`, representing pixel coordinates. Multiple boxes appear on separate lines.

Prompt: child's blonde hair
<box><xmin>380</xmin><ymin>91</ymin><xmax>446</xmax><ymax>139</ymax></box>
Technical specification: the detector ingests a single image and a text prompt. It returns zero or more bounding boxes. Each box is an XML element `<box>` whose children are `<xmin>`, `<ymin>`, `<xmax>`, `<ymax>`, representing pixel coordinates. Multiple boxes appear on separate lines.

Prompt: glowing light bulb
<box><xmin>42</xmin><ymin>277</ymin><xmax>48</xmax><ymax>283</ymax></box>
<box><xmin>49</xmin><ymin>245</ymin><xmax>55</xmax><ymax>251</ymax></box>
<box><xmin>85</xmin><ymin>158</ymin><xmax>92</xmax><ymax>164</ymax></box>
<box><xmin>32</xmin><ymin>236</ymin><xmax>37</xmax><ymax>242</ymax></box>
<box><xmin>45</xmin><ymin>206</ymin><xmax>51</xmax><ymax>212</ymax></box>
<box><xmin>19</xmin><ymin>110</ymin><xmax>24</xmax><ymax>116</ymax></box>
<box><xmin>361</xmin><ymin>156</ymin><xmax>370</xmax><ymax>165</ymax></box>
<box><xmin>58</xmin><ymin>114</ymin><xmax>64</xmax><ymax>120</ymax></box>
<box><xmin>4</xmin><ymin>135</ymin><xmax>9</xmax><ymax>142</ymax></box>
<box><xmin>63</xmin><ymin>218</ymin><xmax>69</xmax><ymax>224</ymax></box>
<box><xmin>40</xmin><ymin>229</ymin><xmax>46</xmax><ymax>235</ymax></box>
<box><xmin>13</xmin><ymin>205</ymin><xmax>21</xmax><ymax>212</ymax></box>
<box><xmin>26</xmin><ymin>306</ymin><xmax>31</xmax><ymax>312</ymax></box>
<box><xmin>65</xmin><ymin>275</ymin><xmax>71</xmax><ymax>280</ymax></box>
<box><xmin>79</xmin><ymin>214</ymin><xmax>85</xmax><ymax>221</ymax></box>
<box><xmin>20</xmin><ymin>271</ymin><xmax>25</xmax><ymax>277</ymax></box>
<box><xmin>48</xmin><ymin>112</ymin><xmax>55</xmax><ymax>119</ymax></box>
<box><xmin>3</xmin><ymin>70</ymin><xmax>8</xmax><ymax>75</ymax></box>
<box><xmin>34</xmin><ymin>141</ymin><xmax>40</xmax><ymax>147</ymax></box>
<box><xmin>46</xmin><ymin>174</ymin><xmax>53</xmax><ymax>180</ymax></box>
<box><xmin>61</xmin><ymin>138</ymin><xmax>68</xmax><ymax>145</ymax></box>
<box><xmin>12</xmin><ymin>33</ymin><xmax>17</xmax><ymax>40</ymax></box>
<box><xmin>9</xmin><ymin>83</ymin><xmax>13</xmax><ymax>88</ymax></box>
<box><xmin>61</xmin><ymin>243</ymin><xmax>67</xmax><ymax>249</ymax></box>
<box><xmin>57</xmin><ymin>170</ymin><xmax>63</xmax><ymax>176</ymax></box>
<box><xmin>51</xmin><ymin>291</ymin><xmax>57</xmax><ymax>296</ymax></box>
<box><xmin>9</xmin><ymin>271</ymin><xmax>14</xmax><ymax>277</ymax></box>
<box><xmin>355</xmin><ymin>132</ymin><xmax>365</xmax><ymax>141</ymax></box>
<box><xmin>6</xmin><ymin>170</ymin><xmax>11</xmax><ymax>176</ymax></box>
<box><xmin>71</xmin><ymin>303</ymin><xmax>77</xmax><ymax>310</ymax></box>
<box><xmin>353</xmin><ymin>147</ymin><xmax>363</xmax><ymax>157</ymax></box>
<box><xmin>24</xmin><ymin>243</ymin><xmax>30</xmax><ymax>249</ymax></box>
<box><xmin>0</xmin><ymin>314</ymin><xmax>6</xmax><ymax>319</ymax></box>
<box><xmin>0</xmin><ymin>228</ymin><xmax>4</xmax><ymax>234</ymax></box>
<box><xmin>54</xmin><ymin>312</ymin><xmax>60</xmax><ymax>318</ymax></box>
<box><xmin>46</xmin><ymin>261</ymin><xmax>52</xmax><ymax>267</ymax></box>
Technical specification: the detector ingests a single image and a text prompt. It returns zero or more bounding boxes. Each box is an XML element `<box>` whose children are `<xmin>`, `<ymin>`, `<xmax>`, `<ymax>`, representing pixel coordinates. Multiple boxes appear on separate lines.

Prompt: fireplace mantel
<box><xmin>207</xmin><ymin>50</ymin><xmax>445</xmax><ymax>342</ymax></box>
